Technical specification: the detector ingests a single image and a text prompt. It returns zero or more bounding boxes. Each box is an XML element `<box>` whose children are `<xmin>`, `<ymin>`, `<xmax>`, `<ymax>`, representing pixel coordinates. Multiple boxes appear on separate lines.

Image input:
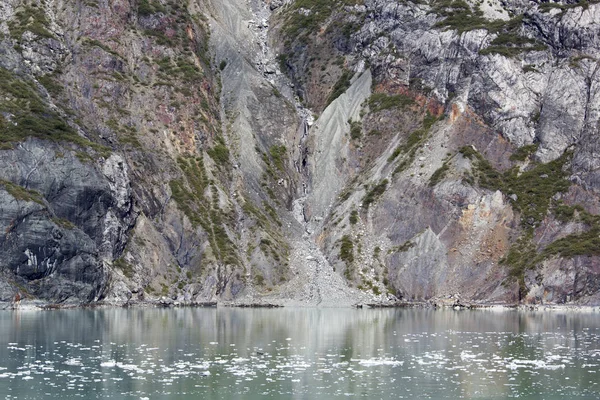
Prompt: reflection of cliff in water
<box><xmin>0</xmin><ymin>309</ymin><xmax>599</xmax><ymax>399</ymax></box>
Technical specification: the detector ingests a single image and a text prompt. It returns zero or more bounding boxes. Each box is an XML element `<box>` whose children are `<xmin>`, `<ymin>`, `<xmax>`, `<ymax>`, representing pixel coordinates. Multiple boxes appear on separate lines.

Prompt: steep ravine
<box><xmin>207</xmin><ymin>0</ymin><xmax>383</xmax><ymax>306</ymax></box>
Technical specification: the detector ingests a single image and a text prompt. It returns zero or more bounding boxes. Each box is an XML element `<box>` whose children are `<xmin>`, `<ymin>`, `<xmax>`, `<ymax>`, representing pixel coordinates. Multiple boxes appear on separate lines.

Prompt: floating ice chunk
<box><xmin>100</xmin><ymin>360</ymin><xmax>117</xmax><ymax>368</ymax></box>
<box><xmin>64</xmin><ymin>358</ymin><xmax>82</xmax><ymax>366</ymax></box>
<box><xmin>190</xmin><ymin>362</ymin><xmax>210</xmax><ymax>369</ymax></box>
<box><xmin>460</xmin><ymin>351</ymin><xmax>478</xmax><ymax>360</ymax></box>
<box><xmin>357</xmin><ymin>358</ymin><xmax>403</xmax><ymax>367</ymax></box>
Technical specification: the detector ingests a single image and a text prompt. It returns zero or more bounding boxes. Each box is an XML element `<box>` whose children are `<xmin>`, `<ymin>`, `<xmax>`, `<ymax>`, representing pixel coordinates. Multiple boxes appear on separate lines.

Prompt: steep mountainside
<box><xmin>1</xmin><ymin>0</ymin><xmax>600</xmax><ymax>307</ymax></box>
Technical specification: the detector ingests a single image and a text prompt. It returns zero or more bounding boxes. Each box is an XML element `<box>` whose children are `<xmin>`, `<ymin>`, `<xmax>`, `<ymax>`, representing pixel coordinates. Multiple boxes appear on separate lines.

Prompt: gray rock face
<box><xmin>0</xmin><ymin>140</ymin><xmax>134</xmax><ymax>303</ymax></box>
<box><xmin>270</xmin><ymin>0</ymin><xmax>600</xmax><ymax>305</ymax></box>
<box><xmin>350</xmin><ymin>0</ymin><xmax>600</xmax><ymax>169</ymax></box>
<box><xmin>2</xmin><ymin>0</ymin><xmax>600</xmax><ymax>307</ymax></box>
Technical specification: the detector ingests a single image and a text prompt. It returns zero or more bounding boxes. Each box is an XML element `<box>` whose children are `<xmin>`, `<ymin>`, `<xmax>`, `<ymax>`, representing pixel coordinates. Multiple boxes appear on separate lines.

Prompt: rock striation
<box><xmin>1</xmin><ymin>0</ymin><xmax>600</xmax><ymax>307</ymax></box>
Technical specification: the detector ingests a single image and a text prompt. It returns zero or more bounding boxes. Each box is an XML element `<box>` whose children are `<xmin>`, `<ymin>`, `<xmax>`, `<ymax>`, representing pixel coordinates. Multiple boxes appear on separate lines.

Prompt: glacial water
<box><xmin>1</xmin><ymin>307</ymin><xmax>599</xmax><ymax>399</ymax></box>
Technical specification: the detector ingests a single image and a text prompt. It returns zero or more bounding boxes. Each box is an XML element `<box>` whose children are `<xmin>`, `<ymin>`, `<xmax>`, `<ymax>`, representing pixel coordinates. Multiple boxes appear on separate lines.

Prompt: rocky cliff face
<box><xmin>1</xmin><ymin>0</ymin><xmax>600</xmax><ymax>307</ymax></box>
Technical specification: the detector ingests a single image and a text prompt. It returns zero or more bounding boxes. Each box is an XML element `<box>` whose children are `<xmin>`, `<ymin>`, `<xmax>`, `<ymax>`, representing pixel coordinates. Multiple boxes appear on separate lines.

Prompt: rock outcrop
<box><xmin>1</xmin><ymin>0</ymin><xmax>600</xmax><ymax>307</ymax></box>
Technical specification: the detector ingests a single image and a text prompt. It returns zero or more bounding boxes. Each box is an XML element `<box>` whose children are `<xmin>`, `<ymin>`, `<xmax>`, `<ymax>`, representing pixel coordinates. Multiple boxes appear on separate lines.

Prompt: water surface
<box><xmin>1</xmin><ymin>307</ymin><xmax>599</xmax><ymax>399</ymax></box>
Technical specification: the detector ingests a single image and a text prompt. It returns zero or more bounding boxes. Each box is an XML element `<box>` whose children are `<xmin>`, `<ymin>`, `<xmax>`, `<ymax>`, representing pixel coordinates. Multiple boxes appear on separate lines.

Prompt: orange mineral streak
<box><xmin>450</xmin><ymin>103</ymin><xmax>461</xmax><ymax>123</ymax></box>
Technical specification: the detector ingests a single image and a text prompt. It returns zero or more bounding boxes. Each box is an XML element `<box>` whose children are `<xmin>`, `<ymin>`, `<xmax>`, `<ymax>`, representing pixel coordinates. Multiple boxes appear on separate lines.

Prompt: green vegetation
<box><xmin>52</xmin><ymin>217</ymin><xmax>76</xmax><ymax>230</ymax></box>
<box><xmin>460</xmin><ymin>146</ymin><xmax>571</xmax><ymax>227</ymax></box>
<box><xmin>219</xmin><ymin>60</ymin><xmax>227</xmax><ymax>71</ymax></box>
<box><xmin>0</xmin><ymin>68</ymin><xmax>109</xmax><ymax>155</ymax></box>
<box><xmin>207</xmin><ymin>143</ymin><xmax>230</xmax><ymax>166</ymax></box>
<box><xmin>138</xmin><ymin>0</ymin><xmax>210</xmax><ymax>55</ymax></box>
<box><xmin>0</xmin><ymin>180</ymin><xmax>44</xmax><ymax>205</ymax></box>
<box><xmin>82</xmin><ymin>38</ymin><xmax>124</xmax><ymax>60</ymax></box>
<box><xmin>544</xmin><ymin>227</ymin><xmax>600</xmax><ymax>259</ymax></box>
<box><xmin>509</xmin><ymin>143</ymin><xmax>539</xmax><ymax>162</ymax></box>
<box><xmin>269</xmin><ymin>145</ymin><xmax>287</xmax><ymax>172</ymax></box>
<box><xmin>431</xmin><ymin>2</ymin><xmax>545</xmax><ymax>57</ymax></box>
<box><xmin>429</xmin><ymin>162</ymin><xmax>450</xmax><ymax>187</ymax></box>
<box><xmin>349</xmin><ymin>210</ymin><xmax>359</xmax><ymax>225</ymax></box>
<box><xmin>374</xmin><ymin>246</ymin><xmax>381</xmax><ymax>257</ymax></box>
<box><xmin>538</xmin><ymin>0</ymin><xmax>600</xmax><ymax>14</ymax></box>
<box><xmin>283</xmin><ymin>0</ymin><xmax>334</xmax><ymax>40</ymax></box>
<box><xmin>169</xmin><ymin>156</ymin><xmax>239</xmax><ymax>266</ymax></box>
<box><xmin>325</xmin><ymin>69</ymin><xmax>353</xmax><ymax>106</ymax></box>
<box><xmin>282</xmin><ymin>0</ymin><xmax>366</xmax><ymax>42</ymax></box>
<box><xmin>389</xmin><ymin>112</ymin><xmax>439</xmax><ymax>175</ymax></box>
<box><xmin>340</xmin><ymin>235</ymin><xmax>354</xmax><ymax>264</ymax></box>
<box><xmin>367</xmin><ymin>92</ymin><xmax>414</xmax><ymax>113</ymax></box>
<box><xmin>254</xmin><ymin>272</ymin><xmax>265</xmax><ymax>286</ymax></box>
<box><xmin>499</xmin><ymin>232</ymin><xmax>536</xmax><ymax>296</ymax></box>
<box><xmin>114</xmin><ymin>257</ymin><xmax>134</xmax><ymax>279</ymax></box>
<box><xmin>349</xmin><ymin>120</ymin><xmax>362</xmax><ymax>140</ymax></box>
<box><xmin>259</xmin><ymin>235</ymin><xmax>285</xmax><ymax>265</ymax></box>
<box><xmin>138</xmin><ymin>0</ymin><xmax>166</xmax><ymax>16</ymax></box>
<box><xmin>479</xmin><ymin>32</ymin><xmax>546</xmax><ymax>57</ymax></box>
<box><xmin>432</xmin><ymin>0</ymin><xmax>494</xmax><ymax>32</ymax></box>
<box><xmin>569</xmin><ymin>54</ymin><xmax>597</xmax><ymax>69</ymax></box>
<box><xmin>460</xmin><ymin>146</ymin><xmax>593</xmax><ymax>294</ymax></box>
<box><xmin>8</xmin><ymin>5</ymin><xmax>54</xmax><ymax>40</ymax></box>
<box><xmin>362</xmin><ymin>179</ymin><xmax>388</xmax><ymax>210</ymax></box>
<box><xmin>156</xmin><ymin>56</ymin><xmax>204</xmax><ymax>83</ymax></box>
<box><xmin>388</xmin><ymin>240</ymin><xmax>415</xmax><ymax>254</ymax></box>
<box><xmin>243</xmin><ymin>198</ymin><xmax>290</xmax><ymax>278</ymax></box>
<box><xmin>501</xmin><ymin>206</ymin><xmax>600</xmax><ymax>297</ymax></box>
<box><xmin>38</xmin><ymin>74</ymin><xmax>64</xmax><ymax>97</ymax></box>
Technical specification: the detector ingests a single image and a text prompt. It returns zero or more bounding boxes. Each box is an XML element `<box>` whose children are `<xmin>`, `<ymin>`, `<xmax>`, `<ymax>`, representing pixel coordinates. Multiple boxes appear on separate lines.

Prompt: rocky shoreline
<box><xmin>3</xmin><ymin>298</ymin><xmax>599</xmax><ymax>312</ymax></box>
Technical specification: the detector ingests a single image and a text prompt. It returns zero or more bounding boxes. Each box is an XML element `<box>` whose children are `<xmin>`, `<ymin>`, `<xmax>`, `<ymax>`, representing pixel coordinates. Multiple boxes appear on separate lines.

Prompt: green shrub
<box><xmin>509</xmin><ymin>143</ymin><xmax>538</xmax><ymax>161</ymax></box>
<box><xmin>0</xmin><ymin>68</ymin><xmax>109</xmax><ymax>155</ymax></box>
<box><xmin>207</xmin><ymin>144</ymin><xmax>230</xmax><ymax>165</ymax></box>
<box><xmin>429</xmin><ymin>162</ymin><xmax>450</xmax><ymax>186</ymax></box>
<box><xmin>362</xmin><ymin>179</ymin><xmax>388</xmax><ymax>210</ymax></box>
<box><xmin>388</xmin><ymin>112</ymin><xmax>439</xmax><ymax>167</ymax></box>
<box><xmin>349</xmin><ymin>120</ymin><xmax>362</xmax><ymax>140</ymax></box>
<box><xmin>170</xmin><ymin>156</ymin><xmax>239</xmax><ymax>266</ymax></box>
<box><xmin>114</xmin><ymin>257</ymin><xmax>134</xmax><ymax>278</ymax></box>
<box><xmin>0</xmin><ymin>180</ymin><xmax>44</xmax><ymax>205</ymax></box>
<box><xmin>388</xmin><ymin>240</ymin><xmax>415</xmax><ymax>254</ymax></box>
<box><xmin>349</xmin><ymin>210</ymin><xmax>359</xmax><ymax>225</ymax></box>
<box><xmin>340</xmin><ymin>235</ymin><xmax>354</xmax><ymax>263</ymax></box>
<box><xmin>269</xmin><ymin>145</ymin><xmax>287</xmax><ymax>171</ymax></box>
<box><xmin>368</xmin><ymin>92</ymin><xmax>413</xmax><ymax>113</ymax></box>
<box><xmin>8</xmin><ymin>5</ymin><xmax>53</xmax><ymax>40</ymax></box>
<box><xmin>325</xmin><ymin>69</ymin><xmax>353</xmax><ymax>106</ymax></box>
<box><xmin>459</xmin><ymin>146</ymin><xmax>571</xmax><ymax>227</ymax></box>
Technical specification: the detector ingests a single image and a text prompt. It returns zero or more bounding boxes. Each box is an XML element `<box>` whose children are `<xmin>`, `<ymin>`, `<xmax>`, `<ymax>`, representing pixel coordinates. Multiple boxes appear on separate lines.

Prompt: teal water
<box><xmin>0</xmin><ymin>308</ymin><xmax>599</xmax><ymax>399</ymax></box>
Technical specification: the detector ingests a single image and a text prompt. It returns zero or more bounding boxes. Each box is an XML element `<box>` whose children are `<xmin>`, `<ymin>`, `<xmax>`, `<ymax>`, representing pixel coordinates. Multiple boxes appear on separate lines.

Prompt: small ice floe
<box><xmin>356</xmin><ymin>358</ymin><xmax>403</xmax><ymax>367</ymax></box>
<box><xmin>506</xmin><ymin>359</ymin><xmax>566</xmax><ymax>370</ymax></box>
<box><xmin>460</xmin><ymin>351</ymin><xmax>478</xmax><ymax>361</ymax></box>
<box><xmin>190</xmin><ymin>362</ymin><xmax>210</xmax><ymax>369</ymax></box>
<box><xmin>100</xmin><ymin>360</ymin><xmax>117</xmax><ymax>368</ymax></box>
